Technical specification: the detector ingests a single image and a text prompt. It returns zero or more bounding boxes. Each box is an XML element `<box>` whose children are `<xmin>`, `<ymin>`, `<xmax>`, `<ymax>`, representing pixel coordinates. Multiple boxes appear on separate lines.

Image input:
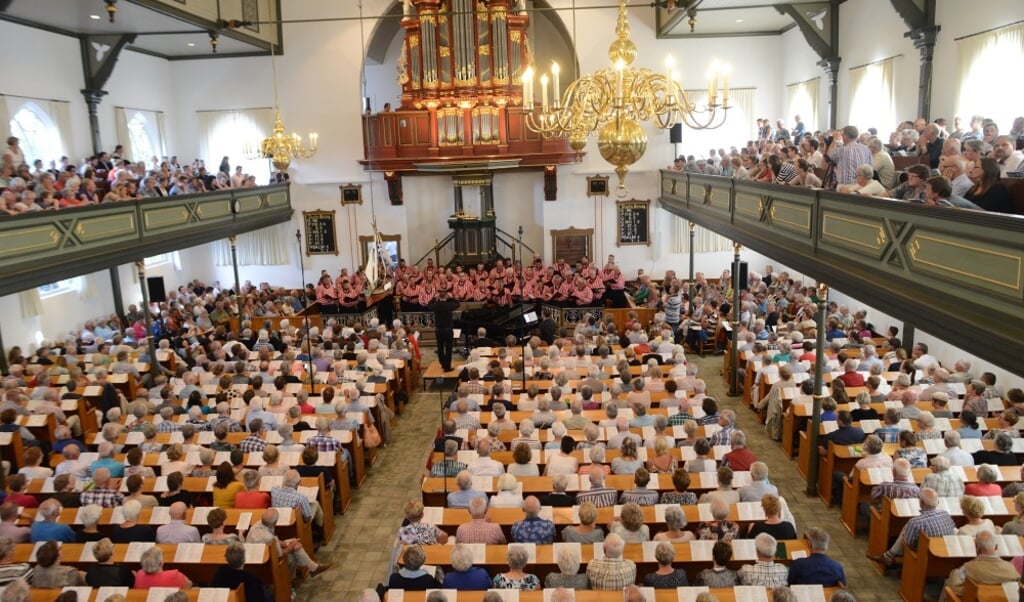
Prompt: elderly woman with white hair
<box><xmin>543</xmin><ymin>544</ymin><xmax>590</xmax><ymax>589</ymax></box>
<box><xmin>511</xmin><ymin>419</ymin><xmax>542</xmax><ymax>450</ymax></box>
<box><xmin>914</xmin><ymin>411</ymin><xmax>942</xmax><ymax>441</ymax></box>
<box><xmin>442</xmin><ymin>544</ymin><xmax>492</xmax><ymax>590</ymax></box>
<box><xmin>492</xmin><ymin>544</ymin><xmax>540</xmax><ymax>590</ymax></box>
<box><xmin>387</xmin><ymin>545</ymin><xmax>440</xmax><ymax>590</ymax></box>
<box><xmin>654</xmin><ymin>505</ymin><xmax>696</xmax><ymax>543</ymax></box>
<box><xmin>644</xmin><ymin>541</ymin><xmax>690</xmax><ymax>587</ymax></box>
<box><xmin>491</xmin><ymin>473</ymin><xmax>526</xmax><ymax>509</ymax></box>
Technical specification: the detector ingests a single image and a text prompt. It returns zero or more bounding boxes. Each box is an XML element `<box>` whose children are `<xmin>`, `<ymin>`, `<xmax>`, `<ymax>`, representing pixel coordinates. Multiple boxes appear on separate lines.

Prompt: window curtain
<box><xmin>114</xmin><ymin>107</ymin><xmax>133</xmax><ymax>162</ymax></box>
<box><xmin>673</xmin><ymin>219</ymin><xmax>733</xmax><ymax>254</ymax></box>
<box><xmin>196</xmin><ymin>108</ymin><xmax>274</xmax><ymax>181</ymax></box>
<box><xmin>676</xmin><ymin>88</ymin><xmax>755</xmax><ymax>158</ymax></box>
<box><xmin>79</xmin><ymin>272</ymin><xmax>103</xmax><ymax>301</ymax></box>
<box><xmin>956</xmin><ymin>22</ymin><xmax>1024</xmax><ymax>131</ymax></box>
<box><xmin>214</xmin><ymin>224</ymin><xmax>289</xmax><ymax>266</ymax></box>
<box><xmin>785</xmin><ymin>78</ymin><xmax>819</xmax><ymax>133</ymax></box>
<box><xmin>848</xmin><ymin>57</ymin><xmax>895</xmax><ymax>135</ymax></box>
<box><xmin>0</xmin><ymin>95</ymin><xmax>73</xmax><ymax>158</ymax></box>
<box><xmin>20</xmin><ymin>289</ymin><xmax>42</xmax><ymax>319</ymax></box>
<box><xmin>115</xmin><ymin>107</ymin><xmax>167</xmax><ymax>163</ymax></box>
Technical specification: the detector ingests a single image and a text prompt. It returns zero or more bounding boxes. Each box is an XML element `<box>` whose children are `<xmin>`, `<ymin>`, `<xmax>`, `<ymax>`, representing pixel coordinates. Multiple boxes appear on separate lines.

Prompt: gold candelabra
<box><xmin>522</xmin><ymin>0</ymin><xmax>729</xmax><ymax>194</ymax></box>
<box><xmin>244</xmin><ymin>45</ymin><xmax>318</xmax><ymax>171</ymax></box>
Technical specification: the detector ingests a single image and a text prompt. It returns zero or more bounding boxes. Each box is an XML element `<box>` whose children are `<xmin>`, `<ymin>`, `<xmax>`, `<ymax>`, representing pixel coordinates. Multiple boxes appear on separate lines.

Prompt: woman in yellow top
<box><xmin>211</xmin><ymin>462</ymin><xmax>245</xmax><ymax>508</ymax></box>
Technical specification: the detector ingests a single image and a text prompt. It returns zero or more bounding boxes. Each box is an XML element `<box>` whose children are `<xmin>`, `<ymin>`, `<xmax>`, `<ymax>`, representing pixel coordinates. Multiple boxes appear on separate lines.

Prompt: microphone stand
<box><xmin>296</xmin><ymin>229</ymin><xmax>316</xmax><ymax>395</ymax></box>
<box><xmin>435</xmin><ymin>376</ymin><xmax>449</xmax><ymax>504</ymax></box>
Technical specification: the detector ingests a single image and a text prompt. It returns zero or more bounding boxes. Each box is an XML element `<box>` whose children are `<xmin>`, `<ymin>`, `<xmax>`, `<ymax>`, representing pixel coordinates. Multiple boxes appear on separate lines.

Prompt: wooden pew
<box><xmin>12</xmin><ymin>542</ymin><xmax>291</xmax><ymax>602</ymax></box>
<box><xmin>27</xmin><ymin>588</ymin><xmax>242</xmax><ymax>602</ymax></box>
<box><xmin>414</xmin><ymin>540</ymin><xmax>811</xmax><ymax>584</ymax></box>
<box><xmin>901</xmin><ymin>533</ymin><xmax>1024</xmax><ymax>602</ymax></box>
<box><xmin>385</xmin><ymin>588</ymin><xmax>841</xmax><ymax>601</ymax></box>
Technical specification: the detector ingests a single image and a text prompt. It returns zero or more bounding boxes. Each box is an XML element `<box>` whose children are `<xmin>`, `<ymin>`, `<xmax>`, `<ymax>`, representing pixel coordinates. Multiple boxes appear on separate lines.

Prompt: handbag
<box><xmin>362</xmin><ymin>423</ymin><xmax>382</xmax><ymax>449</ymax></box>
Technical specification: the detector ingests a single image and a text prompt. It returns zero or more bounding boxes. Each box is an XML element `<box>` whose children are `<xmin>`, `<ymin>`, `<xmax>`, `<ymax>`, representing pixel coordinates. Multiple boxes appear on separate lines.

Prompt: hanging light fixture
<box><xmin>244</xmin><ymin>45</ymin><xmax>318</xmax><ymax>171</ymax></box>
<box><xmin>104</xmin><ymin>0</ymin><xmax>118</xmax><ymax>23</ymax></box>
<box><xmin>522</xmin><ymin>0</ymin><xmax>729</xmax><ymax>194</ymax></box>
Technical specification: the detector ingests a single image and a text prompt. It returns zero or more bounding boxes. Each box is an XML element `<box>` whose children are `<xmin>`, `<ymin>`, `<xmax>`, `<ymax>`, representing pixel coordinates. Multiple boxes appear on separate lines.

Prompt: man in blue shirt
<box><xmin>446</xmin><ymin>470</ymin><xmax>488</xmax><ymax>509</ymax></box>
<box><xmin>511</xmin><ymin>496</ymin><xmax>555</xmax><ymax>544</ymax></box>
<box><xmin>788</xmin><ymin>527</ymin><xmax>846</xmax><ymax>586</ymax></box>
<box><xmin>90</xmin><ymin>441</ymin><xmax>125</xmax><ymax>478</ymax></box>
<box><xmin>30</xmin><ymin>499</ymin><xmax>76</xmax><ymax>543</ymax></box>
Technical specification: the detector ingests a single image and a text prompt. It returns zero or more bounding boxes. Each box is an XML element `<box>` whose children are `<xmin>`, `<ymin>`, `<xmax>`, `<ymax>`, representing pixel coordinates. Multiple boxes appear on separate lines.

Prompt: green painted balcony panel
<box><xmin>0</xmin><ymin>184</ymin><xmax>292</xmax><ymax>297</ymax></box>
<box><xmin>659</xmin><ymin>170</ymin><xmax>1024</xmax><ymax>374</ymax></box>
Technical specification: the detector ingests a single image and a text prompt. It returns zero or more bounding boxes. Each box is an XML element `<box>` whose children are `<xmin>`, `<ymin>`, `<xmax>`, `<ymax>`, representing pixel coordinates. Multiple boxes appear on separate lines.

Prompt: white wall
<box><xmin>779</xmin><ymin>27</ymin><xmax>827</xmax><ymax>132</ymax></box>
<box><xmin>827</xmin><ymin>289</ymin><xmax>1020</xmax><ymax>389</ymax></box>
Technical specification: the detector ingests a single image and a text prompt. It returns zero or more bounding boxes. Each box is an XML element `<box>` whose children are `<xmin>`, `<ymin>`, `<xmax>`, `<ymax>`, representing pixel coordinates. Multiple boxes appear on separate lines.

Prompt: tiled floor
<box><xmin>298</xmin><ymin>352</ymin><xmax>905</xmax><ymax>601</ymax></box>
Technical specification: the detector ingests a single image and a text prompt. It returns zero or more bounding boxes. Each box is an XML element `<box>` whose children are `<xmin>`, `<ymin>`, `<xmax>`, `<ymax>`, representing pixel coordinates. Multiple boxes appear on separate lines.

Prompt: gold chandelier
<box><xmin>522</xmin><ymin>0</ymin><xmax>729</xmax><ymax>193</ymax></box>
<box><xmin>244</xmin><ymin>45</ymin><xmax>318</xmax><ymax>171</ymax></box>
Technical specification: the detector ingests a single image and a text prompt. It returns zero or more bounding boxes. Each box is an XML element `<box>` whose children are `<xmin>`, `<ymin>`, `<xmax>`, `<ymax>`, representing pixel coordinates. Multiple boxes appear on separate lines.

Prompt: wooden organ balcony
<box><xmin>360</xmin><ymin>0</ymin><xmax>577</xmax><ymax>173</ymax></box>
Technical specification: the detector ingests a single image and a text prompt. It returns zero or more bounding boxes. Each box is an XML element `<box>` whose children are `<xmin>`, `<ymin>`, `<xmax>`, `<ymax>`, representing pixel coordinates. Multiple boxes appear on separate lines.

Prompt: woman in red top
<box><xmin>134</xmin><ymin>546</ymin><xmax>193</xmax><ymax>589</ymax></box>
<box><xmin>315</xmin><ymin>275</ymin><xmax>338</xmax><ymax>308</ymax></box>
<box><xmin>964</xmin><ymin>464</ymin><xmax>1004</xmax><ymax>497</ymax></box>
<box><xmin>234</xmin><ymin>469</ymin><xmax>272</xmax><ymax>509</ymax></box>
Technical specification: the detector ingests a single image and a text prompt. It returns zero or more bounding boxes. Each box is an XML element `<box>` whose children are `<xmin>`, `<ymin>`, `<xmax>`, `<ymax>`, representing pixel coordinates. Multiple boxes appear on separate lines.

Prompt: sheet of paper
<box><xmin>689</xmin><ymin>540</ymin><xmax>715</xmax><ymax>561</ymax></box>
<box><xmin>538</xmin><ymin>506</ymin><xmax>553</xmax><ymax>521</ymax></box>
<box><xmin>125</xmin><ymin>541</ymin><xmax>156</xmax><ymax>563</ymax></box>
<box><xmin>276</xmin><ymin>507</ymin><xmax>293</xmax><ymax>525</ymax></box>
<box><xmin>859</xmin><ymin>419</ymin><xmax>881</xmax><ymax>433</ymax></box>
<box><xmin>235</xmin><ymin>511</ymin><xmax>252</xmax><ymax>534</ymax></box>
<box><xmin>472</xmin><ymin>476</ymin><xmax>494</xmax><ymax>492</ymax></box>
<box><xmin>733</xmin><ymin>585</ymin><xmax>770</xmax><ymax>602</ymax></box>
<box><xmin>174</xmin><ymin>542</ymin><xmax>205</xmax><ymax>563</ymax></box>
<box><xmin>244</xmin><ymin>542</ymin><xmax>265</xmax><ymax>564</ymax></box>
<box><xmin>789</xmin><ymin>550</ymin><xmax>808</xmax><ymax>560</ymax></box>
<box><xmin>148</xmin><ymin>505</ymin><xmax>171</xmax><ymax>524</ymax></box>
<box><xmin>79</xmin><ymin>541</ymin><xmax>97</xmax><ymax>562</ymax></box>
<box><xmin>464</xmin><ymin>543</ymin><xmax>485</xmax><ymax>564</ymax></box>
<box><xmin>696</xmin><ymin>503</ymin><xmax>713</xmax><ymax>522</ymax></box>
<box><xmin>125</xmin><ymin>431</ymin><xmax>145</xmax><ymax>445</ymax></box>
<box><xmin>731</xmin><ymin>539</ymin><xmax>757</xmax><ymax>561</ymax></box>
<box><xmin>654</xmin><ymin>504</ymin><xmax>669</xmax><ymax>523</ymax></box>
<box><xmin>790</xmin><ymin>584</ymin><xmax>826</xmax><ymax>602</ymax></box>
<box><xmin>148</xmin><ymin>588</ymin><xmax>181</xmax><ymax>602</ymax></box>
<box><xmin>893</xmin><ymin>498</ymin><xmax>918</xmax><ymax>516</ymax></box>
<box><xmin>191</xmin><ymin>506</ymin><xmax>212</xmax><ymax>525</ymax></box>
<box><xmin>641</xmin><ymin>541</ymin><xmax>659</xmax><ymax>562</ymax></box>
<box><xmin>591</xmin><ymin>542</ymin><xmax>605</xmax><ymax>560</ymax></box>
<box><xmin>259</xmin><ymin>476</ymin><xmax>283</xmax><ymax>492</ymax></box>
<box><xmin>676</xmin><ymin>587</ymin><xmax>711</xmax><ymax>602</ymax></box>
<box><xmin>421</xmin><ymin>506</ymin><xmax>443</xmax><ymax>525</ymax></box>
<box><xmin>866</xmin><ymin>467</ymin><xmax>892</xmax><ymax>485</ymax></box>
<box><xmin>737</xmin><ymin>502</ymin><xmax>765</xmax><ymax>521</ymax></box>
<box><xmin>1002</xmin><ymin>582</ymin><xmax>1020</xmax><ymax>602</ymax></box>
<box><xmin>922</xmin><ymin>439</ymin><xmax>945</xmax><ymax>455</ymax></box>
<box><xmin>948</xmin><ymin>465</ymin><xmax>968</xmax><ymax>482</ymax></box>
<box><xmin>197</xmin><ymin>588</ymin><xmax>231</xmax><ymax>602</ymax></box>
<box><xmin>1000</xmin><ymin>535</ymin><xmax>1024</xmax><ymax>557</ymax></box>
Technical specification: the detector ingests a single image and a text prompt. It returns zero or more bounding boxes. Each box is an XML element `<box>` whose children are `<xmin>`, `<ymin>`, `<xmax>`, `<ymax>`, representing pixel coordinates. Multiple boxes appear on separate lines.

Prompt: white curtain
<box><xmin>956</xmin><ymin>22</ymin><xmax>1024</xmax><ymax>131</ymax></box>
<box><xmin>79</xmin><ymin>272</ymin><xmax>103</xmax><ymax>301</ymax></box>
<box><xmin>20</xmin><ymin>289</ymin><xmax>42</xmax><ymax>319</ymax></box>
<box><xmin>676</xmin><ymin>88</ymin><xmax>756</xmax><ymax>159</ymax></box>
<box><xmin>197</xmin><ymin>108</ymin><xmax>274</xmax><ymax>181</ymax></box>
<box><xmin>848</xmin><ymin>58</ymin><xmax>896</xmax><ymax>135</ymax></box>
<box><xmin>215</xmin><ymin>224</ymin><xmax>290</xmax><ymax>266</ymax></box>
<box><xmin>114</xmin><ymin>107</ymin><xmax>133</xmax><ymax>162</ymax></box>
<box><xmin>1</xmin><ymin>95</ymin><xmax>73</xmax><ymax>162</ymax></box>
<box><xmin>673</xmin><ymin>219</ymin><xmax>733</xmax><ymax>253</ymax></box>
<box><xmin>786</xmin><ymin>78</ymin><xmax>819</xmax><ymax>133</ymax></box>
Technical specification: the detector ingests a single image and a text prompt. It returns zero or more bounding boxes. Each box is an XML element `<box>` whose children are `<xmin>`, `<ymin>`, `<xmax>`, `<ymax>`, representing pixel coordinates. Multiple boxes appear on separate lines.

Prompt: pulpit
<box><xmin>448</xmin><ymin>215</ymin><xmax>496</xmax><ymax>266</ymax></box>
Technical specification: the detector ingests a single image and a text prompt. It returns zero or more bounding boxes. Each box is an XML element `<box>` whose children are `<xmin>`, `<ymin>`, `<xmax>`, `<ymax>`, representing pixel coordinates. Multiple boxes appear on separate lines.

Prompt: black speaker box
<box><xmin>669</xmin><ymin>123</ymin><xmax>683</xmax><ymax>144</ymax></box>
<box><xmin>147</xmin><ymin>276</ymin><xmax>166</xmax><ymax>303</ymax></box>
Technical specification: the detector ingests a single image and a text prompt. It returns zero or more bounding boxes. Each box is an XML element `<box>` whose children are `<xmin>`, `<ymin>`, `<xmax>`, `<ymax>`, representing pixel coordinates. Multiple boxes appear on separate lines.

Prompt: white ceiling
<box><xmin>0</xmin><ymin>0</ymin><xmax>269</xmax><ymax>58</ymax></box>
<box><xmin>658</xmin><ymin>0</ymin><xmax>826</xmax><ymax>38</ymax></box>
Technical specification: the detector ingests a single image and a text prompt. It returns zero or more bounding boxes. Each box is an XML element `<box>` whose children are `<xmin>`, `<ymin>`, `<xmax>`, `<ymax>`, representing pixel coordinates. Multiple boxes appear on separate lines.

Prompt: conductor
<box><xmin>429</xmin><ymin>289</ymin><xmax>461</xmax><ymax>372</ymax></box>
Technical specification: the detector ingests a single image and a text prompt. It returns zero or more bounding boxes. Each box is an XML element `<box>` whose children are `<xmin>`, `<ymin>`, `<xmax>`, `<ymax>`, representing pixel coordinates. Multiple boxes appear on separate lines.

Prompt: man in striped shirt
<box><xmin>576</xmin><ymin>464</ymin><xmax>618</xmax><ymax>508</ymax></box>
<box><xmin>827</xmin><ymin>125</ymin><xmax>873</xmax><ymax>186</ymax></box>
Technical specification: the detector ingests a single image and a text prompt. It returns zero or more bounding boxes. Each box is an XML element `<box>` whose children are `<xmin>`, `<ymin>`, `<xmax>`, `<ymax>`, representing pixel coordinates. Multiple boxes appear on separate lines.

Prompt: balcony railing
<box><xmin>659</xmin><ymin>170</ymin><xmax>1024</xmax><ymax>374</ymax></box>
<box><xmin>0</xmin><ymin>184</ymin><xmax>292</xmax><ymax>297</ymax></box>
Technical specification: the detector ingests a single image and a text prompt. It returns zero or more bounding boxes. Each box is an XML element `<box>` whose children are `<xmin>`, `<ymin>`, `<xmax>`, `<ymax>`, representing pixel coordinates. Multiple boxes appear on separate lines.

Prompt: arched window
<box><xmin>9</xmin><ymin>103</ymin><xmax>62</xmax><ymax>165</ymax></box>
<box><xmin>127</xmin><ymin>112</ymin><xmax>158</xmax><ymax>165</ymax></box>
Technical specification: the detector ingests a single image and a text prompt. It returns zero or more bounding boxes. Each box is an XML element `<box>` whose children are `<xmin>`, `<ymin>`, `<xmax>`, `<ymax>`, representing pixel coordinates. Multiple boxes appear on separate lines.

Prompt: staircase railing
<box><xmin>412</xmin><ymin>232</ymin><xmax>456</xmax><ymax>268</ymax></box>
<box><xmin>495</xmin><ymin>227</ymin><xmax>538</xmax><ymax>266</ymax></box>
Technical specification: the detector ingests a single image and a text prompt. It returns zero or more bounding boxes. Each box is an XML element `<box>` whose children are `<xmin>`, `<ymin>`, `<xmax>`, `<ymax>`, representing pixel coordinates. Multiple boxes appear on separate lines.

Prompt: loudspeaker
<box><xmin>147</xmin><ymin>276</ymin><xmax>167</xmax><ymax>303</ymax></box>
<box><xmin>737</xmin><ymin>261</ymin><xmax>749</xmax><ymax>288</ymax></box>
<box><xmin>669</xmin><ymin>123</ymin><xmax>683</xmax><ymax>144</ymax></box>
